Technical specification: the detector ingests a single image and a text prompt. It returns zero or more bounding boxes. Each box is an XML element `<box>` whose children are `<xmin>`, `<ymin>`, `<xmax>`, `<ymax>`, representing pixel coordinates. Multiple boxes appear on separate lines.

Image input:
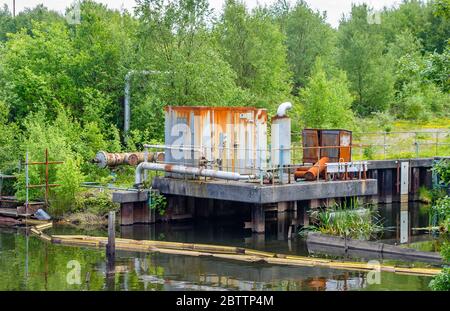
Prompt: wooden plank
<box><xmin>45</xmin><ymin>234</ymin><xmax>441</xmax><ymax>276</ymax></box>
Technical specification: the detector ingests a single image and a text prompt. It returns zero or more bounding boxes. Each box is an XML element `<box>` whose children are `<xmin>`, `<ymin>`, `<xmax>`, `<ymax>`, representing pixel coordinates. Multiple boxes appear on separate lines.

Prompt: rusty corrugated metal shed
<box><xmin>164</xmin><ymin>106</ymin><xmax>268</xmax><ymax>175</ymax></box>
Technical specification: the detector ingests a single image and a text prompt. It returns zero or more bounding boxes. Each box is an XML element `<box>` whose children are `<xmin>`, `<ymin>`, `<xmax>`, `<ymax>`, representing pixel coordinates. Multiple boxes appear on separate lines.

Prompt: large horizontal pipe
<box><xmin>304</xmin><ymin>157</ymin><xmax>329</xmax><ymax>181</ymax></box>
<box><xmin>135</xmin><ymin>162</ymin><xmax>255</xmax><ymax>185</ymax></box>
<box><xmin>93</xmin><ymin>151</ymin><xmax>164</xmax><ymax>168</ymax></box>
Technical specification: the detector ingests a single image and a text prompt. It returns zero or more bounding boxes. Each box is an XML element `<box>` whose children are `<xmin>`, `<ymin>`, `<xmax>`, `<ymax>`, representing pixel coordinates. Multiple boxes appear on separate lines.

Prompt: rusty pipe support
<box><xmin>135</xmin><ymin>163</ymin><xmax>255</xmax><ymax>185</ymax></box>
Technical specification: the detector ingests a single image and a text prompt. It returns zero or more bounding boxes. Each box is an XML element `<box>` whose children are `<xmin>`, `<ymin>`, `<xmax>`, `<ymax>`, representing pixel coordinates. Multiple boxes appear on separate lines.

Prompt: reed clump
<box><xmin>307</xmin><ymin>199</ymin><xmax>383</xmax><ymax>240</ymax></box>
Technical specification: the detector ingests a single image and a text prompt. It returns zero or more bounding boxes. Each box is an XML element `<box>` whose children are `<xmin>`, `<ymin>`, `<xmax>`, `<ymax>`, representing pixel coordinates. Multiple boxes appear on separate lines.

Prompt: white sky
<box><xmin>1</xmin><ymin>0</ymin><xmax>401</xmax><ymax>27</ymax></box>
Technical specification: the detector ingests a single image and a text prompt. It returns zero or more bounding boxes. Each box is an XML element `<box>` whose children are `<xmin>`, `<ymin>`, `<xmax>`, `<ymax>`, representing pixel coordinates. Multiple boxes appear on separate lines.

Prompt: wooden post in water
<box><xmin>107</xmin><ymin>211</ymin><xmax>116</xmax><ymax>275</ymax></box>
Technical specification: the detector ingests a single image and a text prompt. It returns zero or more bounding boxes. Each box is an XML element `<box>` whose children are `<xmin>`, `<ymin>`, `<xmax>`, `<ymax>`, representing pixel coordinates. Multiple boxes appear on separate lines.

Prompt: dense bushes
<box><xmin>429</xmin><ymin>159</ymin><xmax>450</xmax><ymax>291</ymax></box>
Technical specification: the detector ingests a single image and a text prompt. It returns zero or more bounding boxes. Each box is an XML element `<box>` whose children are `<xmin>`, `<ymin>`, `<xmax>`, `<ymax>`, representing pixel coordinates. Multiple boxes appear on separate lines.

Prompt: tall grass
<box><xmin>307</xmin><ymin>198</ymin><xmax>383</xmax><ymax>240</ymax></box>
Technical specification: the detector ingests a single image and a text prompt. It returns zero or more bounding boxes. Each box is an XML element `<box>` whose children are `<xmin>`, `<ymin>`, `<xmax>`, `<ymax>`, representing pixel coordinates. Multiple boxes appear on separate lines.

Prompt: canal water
<box><xmin>0</xmin><ymin>203</ymin><xmax>442</xmax><ymax>291</ymax></box>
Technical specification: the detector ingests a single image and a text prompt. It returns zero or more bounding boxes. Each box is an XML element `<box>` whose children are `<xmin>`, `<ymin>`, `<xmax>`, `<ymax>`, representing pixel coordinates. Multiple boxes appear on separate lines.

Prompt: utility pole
<box><xmin>13</xmin><ymin>0</ymin><xmax>16</xmax><ymax>17</ymax></box>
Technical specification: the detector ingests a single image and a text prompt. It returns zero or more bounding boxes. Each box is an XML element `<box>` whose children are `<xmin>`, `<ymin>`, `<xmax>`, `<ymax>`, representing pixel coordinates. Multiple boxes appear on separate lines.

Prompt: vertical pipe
<box><xmin>124</xmin><ymin>72</ymin><xmax>131</xmax><ymax>141</ymax></box>
<box><xmin>143</xmin><ymin>146</ymin><xmax>148</xmax><ymax>182</ymax></box>
<box><xmin>45</xmin><ymin>149</ymin><xmax>49</xmax><ymax>208</ymax></box>
<box><xmin>279</xmin><ymin>144</ymin><xmax>283</xmax><ymax>184</ymax></box>
<box><xmin>25</xmin><ymin>151</ymin><xmax>29</xmax><ymax>216</ymax></box>
<box><xmin>124</xmin><ymin>70</ymin><xmax>168</xmax><ymax>142</ymax></box>
<box><xmin>252</xmin><ymin>204</ymin><xmax>265</xmax><ymax>233</ymax></box>
<box><xmin>107</xmin><ymin>211</ymin><xmax>116</xmax><ymax>274</ymax></box>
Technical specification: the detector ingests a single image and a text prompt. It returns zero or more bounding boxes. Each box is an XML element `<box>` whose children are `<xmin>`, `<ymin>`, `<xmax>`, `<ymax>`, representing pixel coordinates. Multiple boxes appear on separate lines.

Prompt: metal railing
<box><xmin>141</xmin><ymin>130</ymin><xmax>450</xmax><ymax>185</ymax></box>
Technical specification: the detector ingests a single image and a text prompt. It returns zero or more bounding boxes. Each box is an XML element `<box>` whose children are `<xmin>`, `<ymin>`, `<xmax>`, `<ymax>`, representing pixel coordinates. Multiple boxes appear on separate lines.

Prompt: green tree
<box><xmin>299</xmin><ymin>58</ymin><xmax>355</xmax><ymax>129</ymax></box>
<box><xmin>69</xmin><ymin>1</ymin><xmax>137</xmax><ymax>129</ymax></box>
<box><xmin>273</xmin><ymin>0</ymin><xmax>336</xmax><ymax>91</ymax></box>
<box><xmin>0</xmin><ymin>100</ymin><xmax>19</xmax><ymax>172</ymax></box>
<box><xmin>381</xmin><ymin>0</ymin><xmax>450</xmax><ymax>54</ymax></box>
<box><xmin>0</xmin><ymin>4</ymin><xmax>14</xmax><ymax>41</ymax></box>
<box><xmin>388</xmin><ymin>31</ymin><xmax>450</xmax><ymax>119</ymax></box>
<box><xmin>433</xmin><ymin>0</ymin><xmax>450</xmax><ymax>18</ymax></box>
<box><xmin>135</xmin><ymin>0</ymin><xmax>240</xmax><ymax>104</ymax></box>
<box><xmin>337</xmin><ymin>4</ymin><xmax>395</xmax><ymax>116</ymax></box>
<box><xmin>0</xmin><ymin>20</ymin><xmax>77</xmax><ymax>121</ymax></box>
<box><xmin>133</xmin><ymin>0</ymin><xmax>242</xmax><ymax>141</ymax></box>
<box><xmin>215</xmin><ymin>0</ymin><xmax>292</xmax><ymax>111</ymax></box>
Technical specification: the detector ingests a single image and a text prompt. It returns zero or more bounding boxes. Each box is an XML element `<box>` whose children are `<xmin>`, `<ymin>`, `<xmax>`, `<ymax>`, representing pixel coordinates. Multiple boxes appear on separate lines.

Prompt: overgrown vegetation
<box><xmin>304</xmin><ymin>199</ymin><xmax>383</xmax><ymax>240</ymax></box>
<box><xmin>150</xmin><ymin>192</ymin><xmax>167</xmax><ymax>216</ymax></box>
<box><xmin>429</xmin><ymin>241</ymin><xmax>450</xmax><ymax>291</ymax></box>
<box><xmin>0</xmin><ymin>0</ymin><xmax>448</xmax><ymax>215</ymax></box>
<box><xmin>429</xmin><ymin>159</ymin><xmax>450</xmax><ymax>291</ymax></box>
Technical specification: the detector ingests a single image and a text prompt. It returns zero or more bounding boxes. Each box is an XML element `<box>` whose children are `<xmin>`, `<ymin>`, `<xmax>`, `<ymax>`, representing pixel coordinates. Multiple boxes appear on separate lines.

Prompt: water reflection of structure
<box><xmin>378</xmin><ymin>202</ymin><xmax>429</xmax><ymax>244</ymax></box>
<box><xmin>109</xmin><ymin>250</ymin><xmax>373</xmax><ymax>291</ymax></box>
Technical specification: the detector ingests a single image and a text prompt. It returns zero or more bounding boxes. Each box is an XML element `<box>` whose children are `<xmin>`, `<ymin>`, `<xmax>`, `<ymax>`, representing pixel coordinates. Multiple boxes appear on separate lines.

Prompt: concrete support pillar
<box><xmin>410</xmin><ymin>167</ymin><xmax>421</xmax><ymax>201</ymax></box>
<box><xmin>251</xmin><ymin>204</ymin><xmax>265</xmax><ymax>233</ymax></box>
<box><xmin>290</xmin><ymin>201</ymin><xmax>298</xmax><ymax>218</ymax></box>
<box><xmin>133</xmin><ymin>202</ymin><xmax>151</xmax><ymax>224</ymax></box>
<box><xmin>120</xmin><ymin>202</ymin><xmax>134</xmax><ymax>226</ymax></box>
<box><xmin>277</xmin><ymin>212</ymin><xmax>287</xmax><ymax>240</ymax></box>
<box><xmin>380</xmin><ymin>169</ymin><xmax>393</xmax><ymax>204</ymax></box>
<box><xmin>299</xmin><ymin>204</ymin><xmax>310</xmax><ymax>227</ymax></box>
<box><xmin>120</xmin><ymin>225</ymin><xmax>134</xmax><ymax>238</ymax></box>
<box><xmin>277</xmin><ymin>202</ymin><xmax>288</xmax><ymax>213</ymax></box>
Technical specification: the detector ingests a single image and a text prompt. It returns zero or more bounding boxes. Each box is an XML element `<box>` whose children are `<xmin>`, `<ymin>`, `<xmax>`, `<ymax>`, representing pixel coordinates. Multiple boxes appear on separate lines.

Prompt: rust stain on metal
<box><xmin>304</xmin><ymin>157</ymin><xmax>329</xmax><ymax>181</ymax></box>
<box><xmin>165</xmin><ymin>106</ymin><xmax>267</xmax><ymax>175</ymax></box>
<box><xmin>302</xmin><ymin>129</ymin><xmax>352</xmax><ymax>163</ymax></box>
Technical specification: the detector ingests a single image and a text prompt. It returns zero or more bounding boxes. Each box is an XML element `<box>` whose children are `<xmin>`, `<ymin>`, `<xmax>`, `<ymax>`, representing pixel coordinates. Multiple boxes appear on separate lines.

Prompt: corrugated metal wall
<box><xmin>164</xmin><ymin>106</ymin><xmax>267</xmax><ymax>174</ymax></box>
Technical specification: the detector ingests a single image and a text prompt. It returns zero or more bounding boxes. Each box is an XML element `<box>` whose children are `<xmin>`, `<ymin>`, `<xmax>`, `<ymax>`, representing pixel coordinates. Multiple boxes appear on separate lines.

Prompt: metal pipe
<box><xmin>124</xmin><ymin>70</ymin><xmax>168</xmax><ymax>141</ymax></box>
<box><xmin>276</xmin><ymin>102</ymin><xmax>293</xmax><ymax>117</ymax></box>
<box><xmin>135</xmin><ymin>162</ymin><xmax>255</xmax><ymax>185</ymax></box>
<box><xmin>304</xmin><ymin>157</ymin><xmax>329</xmax><ymax>181</ymax></box>
<box><xmin>93</xmin><ymin>151</ymin><xmax>158</xmax><ymax>168</ymax></box>
<box><xmin>143</xmin><ymin>144</ymin><xmax>202</xmax><ymax>152</ymax></box>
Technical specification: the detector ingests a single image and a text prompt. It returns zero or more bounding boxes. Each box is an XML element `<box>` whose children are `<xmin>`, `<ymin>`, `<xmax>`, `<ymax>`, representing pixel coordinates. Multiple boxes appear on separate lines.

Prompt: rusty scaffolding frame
<box><xmin>24</xmin><ymin>149</ymin><xmax>63</xmax><ymax>213</ymax></box>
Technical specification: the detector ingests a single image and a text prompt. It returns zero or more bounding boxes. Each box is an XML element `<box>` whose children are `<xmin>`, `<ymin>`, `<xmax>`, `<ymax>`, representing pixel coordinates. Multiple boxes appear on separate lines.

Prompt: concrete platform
<box><xmin>367</xmin><ymin>157</ymin><xmax>449</xmax><ymax>170</ymax></box>
<box><xmin>112</xmin><ymin>190</ymin><xmax>149</xmax><ymax>203</ymax></box>
<box><xmin>152</xmin><ymin>177</ymin><xmax>378</xmax><ymax>204</ymax></box>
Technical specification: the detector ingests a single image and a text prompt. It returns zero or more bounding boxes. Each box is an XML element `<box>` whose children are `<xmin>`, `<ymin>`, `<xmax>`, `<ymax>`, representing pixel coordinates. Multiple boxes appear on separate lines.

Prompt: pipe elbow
<box><xmin>276</xmin><ymin>102</ymin><xmax>292</xmax><ymax>117</ymax></box>
<box><xmin>135</xmin><ymin>162</ymin><xmax>146</xmax><ymax>186</ymax></box>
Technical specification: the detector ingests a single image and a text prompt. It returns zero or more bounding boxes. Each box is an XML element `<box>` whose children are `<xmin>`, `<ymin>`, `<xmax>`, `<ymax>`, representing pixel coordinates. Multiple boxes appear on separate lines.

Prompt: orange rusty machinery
<box><xmin>302</xmin><ymin>129</ymin><xmax>352</xmax><ymax>163</ymax></box>
<box><xmin>295</xmin><ymin>129</ymin><xmax>352</xmax><ymax>181</ymax></box>
<box><xmin>295</xmin><ymin>157</ymin><xmax>329</xmax><ymax>181</ymax></box>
